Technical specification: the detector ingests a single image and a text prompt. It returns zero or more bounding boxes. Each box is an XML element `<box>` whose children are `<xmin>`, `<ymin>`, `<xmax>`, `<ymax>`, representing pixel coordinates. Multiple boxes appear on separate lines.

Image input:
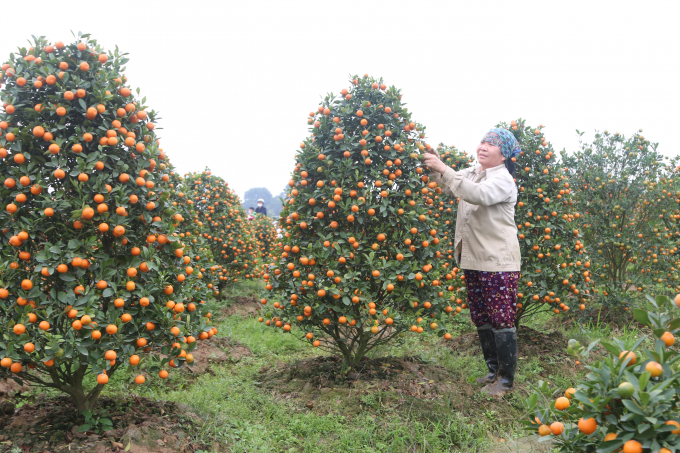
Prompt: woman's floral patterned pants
<box><xmin>464</xmin><ymin>270</ymin><xmax>520</xmax><ymax>329</ymax></box>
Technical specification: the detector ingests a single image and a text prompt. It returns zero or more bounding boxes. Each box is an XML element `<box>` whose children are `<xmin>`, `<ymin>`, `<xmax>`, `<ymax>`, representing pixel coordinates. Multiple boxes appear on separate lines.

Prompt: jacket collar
<box><xmin>472</xmin><ymin>163</ymin><xmax>507</xmax><ymax>176</ymax></box>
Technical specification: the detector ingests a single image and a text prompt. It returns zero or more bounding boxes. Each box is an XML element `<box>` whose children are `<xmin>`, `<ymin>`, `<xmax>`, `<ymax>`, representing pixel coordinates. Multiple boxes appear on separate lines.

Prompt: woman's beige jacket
<box><xmin>429</xmin><ymin>163</ymin><xmax>521</xmax><ymax>272</ymax></box>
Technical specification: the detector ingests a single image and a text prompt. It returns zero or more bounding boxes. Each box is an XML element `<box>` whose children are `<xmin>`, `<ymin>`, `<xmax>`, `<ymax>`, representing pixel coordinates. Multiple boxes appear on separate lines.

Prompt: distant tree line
<box><xmin>242</xmin><ymin>187</ymin><xmax>285</xmax><ymax>219</ymax></box>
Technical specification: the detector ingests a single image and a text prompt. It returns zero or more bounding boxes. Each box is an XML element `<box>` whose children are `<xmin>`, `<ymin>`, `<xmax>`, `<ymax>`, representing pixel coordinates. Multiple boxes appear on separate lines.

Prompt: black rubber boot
<box><xmin>481</xmin><ymin>328</ymin><xmax>517</xmax><ymax>396</ymax></box>
<box><xmin>475</xmin><ymin>326</ymin><xmax>498</xmax><ymax>384</ymax></box>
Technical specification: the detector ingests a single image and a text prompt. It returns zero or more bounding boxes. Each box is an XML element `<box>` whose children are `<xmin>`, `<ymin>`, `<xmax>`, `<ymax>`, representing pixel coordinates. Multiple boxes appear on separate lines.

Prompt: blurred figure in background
<box><xmin>255</xmin><ymin>198</ymin><xmax>267</xmax><ymax>216</ymax></box>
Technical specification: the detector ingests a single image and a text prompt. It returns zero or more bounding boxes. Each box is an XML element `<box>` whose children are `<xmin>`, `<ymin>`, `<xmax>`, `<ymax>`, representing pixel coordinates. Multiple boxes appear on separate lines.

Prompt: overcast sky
<box><xmin>3</xmin><ymin>1</ymin><xmax>678</xmax><ymax>200</ymax></box>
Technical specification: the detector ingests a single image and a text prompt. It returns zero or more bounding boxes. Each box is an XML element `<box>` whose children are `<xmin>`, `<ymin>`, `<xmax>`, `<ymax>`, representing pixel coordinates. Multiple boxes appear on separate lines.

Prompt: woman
<box><xmin>423</xmin><ymin>128</ymin><xmax>521</xmax><ymax>396</ymax></box>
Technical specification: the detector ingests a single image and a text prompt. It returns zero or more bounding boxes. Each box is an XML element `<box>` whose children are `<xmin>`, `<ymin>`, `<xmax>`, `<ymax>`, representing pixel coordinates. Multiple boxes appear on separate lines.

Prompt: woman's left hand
<box><xmin>423</xmin><ymin>151</ymin><xmax>447</xmax><ymax>175</ymax></box>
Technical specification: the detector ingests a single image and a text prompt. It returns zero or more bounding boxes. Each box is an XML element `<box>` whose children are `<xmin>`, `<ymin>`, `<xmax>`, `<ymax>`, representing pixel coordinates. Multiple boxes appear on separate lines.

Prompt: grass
<box><xmin>14</xmin><ymin>280</ymin><xmax>647</xmax><ymax>452</ymax></box>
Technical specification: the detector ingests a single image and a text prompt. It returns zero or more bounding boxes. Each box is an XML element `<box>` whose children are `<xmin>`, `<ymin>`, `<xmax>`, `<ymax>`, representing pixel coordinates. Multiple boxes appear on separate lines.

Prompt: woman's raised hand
<box><xmin>423</xmin><ymin>148</ymin><xmax>447</xmax><ymax>175</ymax></box>
<box><xmin>424</xmin><ymin>147</ymin><xmax>440</xmax><ymax>159</ymax></box>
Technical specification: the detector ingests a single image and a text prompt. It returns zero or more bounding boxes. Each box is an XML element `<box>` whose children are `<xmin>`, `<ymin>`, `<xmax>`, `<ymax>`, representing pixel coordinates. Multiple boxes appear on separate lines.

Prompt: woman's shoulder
<box><xmin>486</xmin><ymin>165</ymin><xmax>514</xmax><ymax>181</ymax></box>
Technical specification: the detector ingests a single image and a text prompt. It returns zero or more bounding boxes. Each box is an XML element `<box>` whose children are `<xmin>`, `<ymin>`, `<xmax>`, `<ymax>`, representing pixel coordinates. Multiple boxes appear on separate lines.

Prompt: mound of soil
<box><xmin>0</xmin><ymin>395</ymin><xmax>219</xmax><ymax>452</ymax></box>
<box><xmin>221</xmin><ymin>296</ymin><xmax>260</xmax><ymax>318</ymax></box>
<box><xmin>0</xmin><ymin>377</ymin><xmax>29</xmax><ymax>400</ymax></box>
<box><xmin>187</xmin><ymin>336</ymin><xmax>251</xmax><ymax>375</ymax></box>
<box><xmin>256</xmin><ymin>355</ymin><xmax>520</xmax><ymax>422</ymax></box>
<box><xmin>447</xmin><ymin>327</ymin><xmax>567</xmax><ymax>360</ymax></box>
<box><xmin>563</xmin><ymin>305</ymin><xmax>636</xmax><ymax>329</ymax></box>
<box><xmin>259</xmin><ymin>355</ymin><xmax>454</xmax><ymax>396</ymax></box>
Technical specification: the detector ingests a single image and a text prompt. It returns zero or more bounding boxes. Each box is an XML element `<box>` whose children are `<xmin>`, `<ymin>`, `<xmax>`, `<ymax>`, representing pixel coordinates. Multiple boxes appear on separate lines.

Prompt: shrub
<box><xmin>434</xmin><ymin>143</ymin><xmax>474</xmax><ymax>311</ymax></box>
<box><xmin>499</xmin><ymin>119</ymin><xmax>592</xmax><ymax>326</ymax></box>
<box><xmin>165</xmin><ymin>163</ymin><xmax>216</xmax><ymax>304</ymax></box>
<box><xmin>563</xmin><ymin>130</ymin><xmax>680</xmax><ymax>298</ymax></box>
<box><xmin>0</xmin><ymin>34</ymin><xmax>212</xmax><ymax>412</ymax></box>
<box><xmin>177</xmin><ymin>170</ymin><xmax>262</xmax><ymax>297</ymax></box>
<box><xmin>261</xmin><ymin>75</ymin><xmax>455</xmax><ymax>368</ymax></box>
<box><xmin>522</xmin><ymin>293</ymin><xmax>680</xmax><ymax>452</ymax></box>
<box><xmin>251</xmin><ymin>213</ymin><xmax>278</xmax><ymax>264</ymax></box>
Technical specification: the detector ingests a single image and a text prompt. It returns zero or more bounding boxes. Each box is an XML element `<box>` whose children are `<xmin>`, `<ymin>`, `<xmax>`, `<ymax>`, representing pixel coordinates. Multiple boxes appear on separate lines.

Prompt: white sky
<box><xmin>3</xmin><ymin>1</ymin><xmax>679</xmax><ymax>200</ymax></box>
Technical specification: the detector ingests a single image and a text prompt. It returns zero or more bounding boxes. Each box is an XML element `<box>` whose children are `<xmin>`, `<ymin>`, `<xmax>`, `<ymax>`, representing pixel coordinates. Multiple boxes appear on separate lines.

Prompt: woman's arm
<box><xmin>424</xmin><ymin>149</ymin><xmax>454</xmax><ymax>196</ymax></box>
<box><xmin>424</xmin><ymin>150</ymin><xmax>470</xmax><ymax>197</ymax></box>
<box><xmin>428</xmin><ymin>171</ymin><xmax>452</xmax><ymax>195</ymax></box>
<box><xmin>440</xmin><ymin>167</ymin><xmax>514</xmax><ymax>206</ymax></box>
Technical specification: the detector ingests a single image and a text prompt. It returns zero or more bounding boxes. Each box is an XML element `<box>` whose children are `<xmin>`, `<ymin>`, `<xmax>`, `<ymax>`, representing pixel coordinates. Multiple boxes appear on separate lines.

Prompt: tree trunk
<box><xmin>218</xmin><ymin>280</ymin><xmax>228</xmax><ymax>301</ymax></box>
<box><xmin>335</xmin><ymin>330</ymin><xmax>372</xmax><ymax>370</ymax></box>
<box><xmin>47</xmin><ymin>365</ymin><xmax>109</xmax><ymax>414</ymax></box>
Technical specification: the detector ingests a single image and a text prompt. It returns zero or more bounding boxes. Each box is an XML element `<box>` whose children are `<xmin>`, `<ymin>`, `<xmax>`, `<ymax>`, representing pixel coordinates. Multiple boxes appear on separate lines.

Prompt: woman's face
<box><xmin>476</xmin><ymin>141</ymin><xmax>505</xmax><ymax>168</ymax></box>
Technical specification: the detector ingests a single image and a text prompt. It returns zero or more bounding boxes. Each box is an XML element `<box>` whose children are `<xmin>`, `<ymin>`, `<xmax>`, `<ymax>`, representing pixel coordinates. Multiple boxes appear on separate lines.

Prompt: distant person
<box><xmin>255</xmin><ymin>198</ymin><xmax>267</xmax><ymax>216</ymax></box>
<box><xmin>247</xmin><ymin>207</ymin><xmax>255</xmax><ymax>221</ymax></box>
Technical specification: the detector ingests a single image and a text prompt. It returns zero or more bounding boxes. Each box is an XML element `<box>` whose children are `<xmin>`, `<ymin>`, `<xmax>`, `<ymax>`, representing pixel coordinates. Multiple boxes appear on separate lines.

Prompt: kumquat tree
<box><xmin>259</xmin><ymin>75</ymin><xmax>459</xmax><ymax>369</ymax></box>
<box><xmin>563</xmin><ymin>130</ymin><xmax>680</xmax><ymax>300</ymax></box>
<box><xmin>165</xmin><ymin>161</ymin><xmax>217</xmax><ymax>302</ymax></box>
<box><xmin>251</xmin><ymin>213</ymin><xmax>278</xmax><ymax>264</ymax></box>
<box><xmin>501</xmin><ymin>119</ymin><xmax>592</xmax><ymax>326</ymax></box>
<box><xmin>434</xmin><ymin>143</ymin><xmax>475</xmax><ymax>308</ymax></box>
<box><xmin>178</xmin><ymin>170</ymin><xmax>262</xmax><ymax>297</ymax></box>
<box><xmin>522</xmin><ymin>293</ymin><xmax>680</xmax><ymax>453</ymax></box>
<box><xmin>0</xmin><ymin>34</ymin><xmax>213</xmax><ymax>413</ymax></box>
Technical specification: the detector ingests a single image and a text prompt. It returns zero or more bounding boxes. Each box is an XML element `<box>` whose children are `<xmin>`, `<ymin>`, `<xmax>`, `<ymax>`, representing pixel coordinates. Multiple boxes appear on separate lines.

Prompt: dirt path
<box><xmin>220</xmin><ymin>295</ymin><xmax>260</xmax><ymax>318</ymax></box>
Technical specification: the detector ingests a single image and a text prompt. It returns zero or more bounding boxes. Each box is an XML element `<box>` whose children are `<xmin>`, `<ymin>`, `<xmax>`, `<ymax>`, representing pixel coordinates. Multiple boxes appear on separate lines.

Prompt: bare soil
<box><xmin>220</xmin><ymin>296</ymin><xmax>260</xmax><ymax>319</ymax></box>
<box><xmin>185</xmin><ymin>336</ymin><xmax>251</xmax><ymax>376</ymax></box>
<box><xmin>0</xmin><ymin>395</ymin><xmax>217</xmax><ymax>452</ymax></box>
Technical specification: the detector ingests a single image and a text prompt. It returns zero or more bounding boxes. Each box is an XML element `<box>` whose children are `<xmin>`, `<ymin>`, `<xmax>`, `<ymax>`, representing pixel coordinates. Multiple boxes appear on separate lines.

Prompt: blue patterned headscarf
<box><xmin>481</xmin><ymin>128</ymin><xmax>521</xmax><ymax>159</ymax></box>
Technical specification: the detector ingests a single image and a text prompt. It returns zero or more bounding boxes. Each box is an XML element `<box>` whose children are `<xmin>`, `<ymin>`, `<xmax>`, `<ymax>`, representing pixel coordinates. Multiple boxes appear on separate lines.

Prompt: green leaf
<box><xmin>102</xmin><ymin>288</ymin><xmax>114</xmax><ymax>298</ymax></box>
<box><xmin>638</xmin><ymin>371</ymin><xmax>651</xmax><ymax>391</ymax></box>
<box><xmin>639</xmin><ymin>391</ymin><xmax>651</xmax><ymax>406</ymax></box>
<box><xmin>667</xmin><ymin>318</ymin><xmax>680</xmax><ymax>331</ymax></box>
<box><xmin>650</xmin><ymin>376</ymin><xmax>676</xmax><ymax>392</ymax></box>
<box><xmin>78</xmin><ymin>98</ymin><xmax>87</xmax><ymax>110</ymax></box>
<box><xmin>528</xmin><ymin>393</ymin><xmax>538</xmax><ymax>409</ymax></box>
<box><xmin>600</xmin><ymin>341</ymin><xmax>620</xmax><ymax>357</ymax></box>
<box><xmin>633</xmin><ymin>309</ymin><xmax>651</xmax><ymax>327</ymax></box>
<box><xmin>621</xmin><ymin>399</ymin><xmax>644</xmax><ymax>415</ymax></box>
<box><xmin>77</xmin><ymin>424</ymin><xmax>91</xmax><ymax>432</ymax></box>
<box><xmin>100</xmin><ymin>417</ymin><xmax>113</xmax><ymax>426</ymax></box>
<box><xmin>597</xmin><ymin>439</ymin><xmax>624</xmax><ymax>453</ymax></box>
<box><xmin>59</xmin><ymin>274</ymin><xmax>76</xmax><ymax>282</ymax></box>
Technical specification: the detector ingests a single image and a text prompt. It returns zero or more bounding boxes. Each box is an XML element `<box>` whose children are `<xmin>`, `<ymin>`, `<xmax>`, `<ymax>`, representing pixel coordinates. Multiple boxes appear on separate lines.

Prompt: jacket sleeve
<box><xmin>440</xmin><ymin>167</ymin><xmax>513</xmax><ymax>207</ymax></box>
<box><xmin>430</xmin><ymin>167</ymin><xmax>471</xmax><ymax>196</ymax></box>
<box><xmin>428</xmin><ymin>172</ymin><xmax>450</xmax><ymax>195</ymax></box>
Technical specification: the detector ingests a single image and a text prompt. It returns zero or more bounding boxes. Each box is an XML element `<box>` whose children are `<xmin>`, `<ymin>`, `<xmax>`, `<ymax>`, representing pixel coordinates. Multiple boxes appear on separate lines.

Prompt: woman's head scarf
<box><xmin>481</xmin><ymin>128</ymin><xmax>521</xmax><ymax>159</ymax></box>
